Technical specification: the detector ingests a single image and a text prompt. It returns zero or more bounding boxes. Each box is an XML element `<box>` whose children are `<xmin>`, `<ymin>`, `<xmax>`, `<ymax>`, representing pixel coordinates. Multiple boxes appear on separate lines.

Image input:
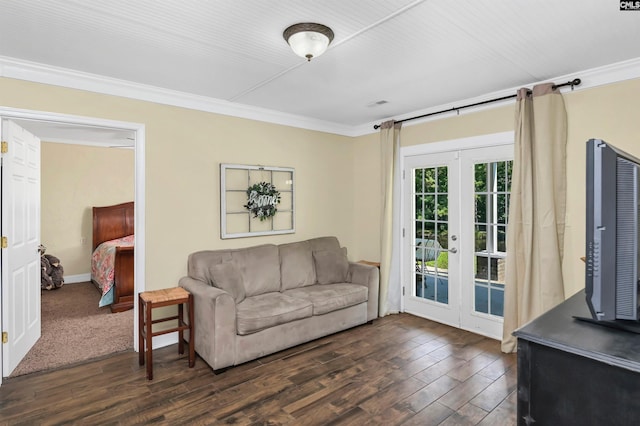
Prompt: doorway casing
<box><xmin>0</xmin><ymin>106</ymin><xmax>145</xmax><ymax>385</ymax></box>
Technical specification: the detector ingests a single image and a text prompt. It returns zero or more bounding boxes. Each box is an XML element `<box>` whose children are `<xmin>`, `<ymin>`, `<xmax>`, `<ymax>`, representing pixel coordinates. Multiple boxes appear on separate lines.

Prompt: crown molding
<box><xmin>0</xmin><ymin>56</ymin><xmax>356</xmax><ymax>137</ymax></box>
<box><xmin>1</xmin><ymin>55</ymin><xmax>639</xmax><ymax>139</ymax></box>
<box><xmin>354</xmin><ymin>56</ymin><xmax>640</xmax><ymax>137</ymax></box>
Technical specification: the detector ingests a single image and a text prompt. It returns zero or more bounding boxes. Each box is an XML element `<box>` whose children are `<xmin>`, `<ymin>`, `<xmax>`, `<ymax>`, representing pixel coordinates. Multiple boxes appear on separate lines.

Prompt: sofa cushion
<box><xmin>279</xmin><ymin>241</ymin><xmax>316</xmax><ymax>291</ymax></box>
<box><xmin>188</xmin><ymin>250</ymin><xmax>233</xmax><ymax>285</ymax></box>
<box><xmin>283</xmin><ymin>284</ymin><xmax>368</xmax><ymax>315</ymax></box>
<box><xmin>308</xmin><ymin>236</ymin><xmax>341</xmax><ymax>253</ymax></box>
<box><xmin>209</xmin><ymin>262</ymin><xmax>245</xmax><ymax>303</ymax></box>
<box><xmin>231</xmin><ymin>244</ymin><xmax>281</xmax><ymax>297</ymax></box>
<box><xmin>313</xmin><ymin>248</ymin><xmax>349</xmax><ymax>284</ymax></box>
<box><xmin>236</xmin><ymin>292</ymin><xmax>313</xmax><ymax>335</ymax></box>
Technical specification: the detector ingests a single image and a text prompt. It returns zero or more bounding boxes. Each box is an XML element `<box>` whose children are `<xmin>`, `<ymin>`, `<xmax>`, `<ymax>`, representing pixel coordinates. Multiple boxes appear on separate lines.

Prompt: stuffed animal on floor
<box><xmin>41</xmin><ymin>256</ymin><xmax>54</xmax><ymax>290</ymax></box>
<box><xmin>43</xmin><ymin>254</ymin><xmax>64</xmax><ymax>289</ymax></box>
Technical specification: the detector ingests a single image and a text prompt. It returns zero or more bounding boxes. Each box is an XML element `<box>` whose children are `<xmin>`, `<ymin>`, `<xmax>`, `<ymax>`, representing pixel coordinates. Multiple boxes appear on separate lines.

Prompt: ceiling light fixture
<box><xmin>283</xmin><ymin>23</ymin><xmax>334</xmax><ymax>62</ymax></box>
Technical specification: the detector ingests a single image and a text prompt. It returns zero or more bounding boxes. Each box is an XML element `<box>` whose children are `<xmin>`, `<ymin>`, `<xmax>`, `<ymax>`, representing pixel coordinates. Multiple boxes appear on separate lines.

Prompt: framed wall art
<box><xmin>220</xmin><ymin>164</ymin><xmax>295</xmax><ymax>239</ymax></box>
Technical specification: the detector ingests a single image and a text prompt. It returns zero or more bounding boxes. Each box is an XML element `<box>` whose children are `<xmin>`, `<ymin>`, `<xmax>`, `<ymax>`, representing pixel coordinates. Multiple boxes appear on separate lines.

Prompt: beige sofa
<box><xmin>179</xmin><ymin>236</ymin><xmax>379</xmax><ymax>372</ymax></box>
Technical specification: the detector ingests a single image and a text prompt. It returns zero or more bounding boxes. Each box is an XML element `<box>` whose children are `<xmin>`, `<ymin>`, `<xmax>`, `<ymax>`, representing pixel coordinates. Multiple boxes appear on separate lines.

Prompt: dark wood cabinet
<box><xmin>514</xmin><ymin>291</ymin><xmax>640</xmax><ymax>425</ymax></box>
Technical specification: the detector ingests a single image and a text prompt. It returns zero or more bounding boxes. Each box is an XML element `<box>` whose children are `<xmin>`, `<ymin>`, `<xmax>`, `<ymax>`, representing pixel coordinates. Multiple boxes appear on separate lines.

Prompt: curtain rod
<box><xmin>373</xmin><ymin>78</ymin><xmax>581</xmax><ymax>130</ymax></box>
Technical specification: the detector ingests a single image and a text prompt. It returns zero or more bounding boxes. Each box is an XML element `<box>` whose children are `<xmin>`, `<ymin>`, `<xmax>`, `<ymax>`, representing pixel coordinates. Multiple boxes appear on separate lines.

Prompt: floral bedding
<box><xmin>91</xmin><ymin>235</ymin><xmax>134</xmax><ymax>307</ymax></box>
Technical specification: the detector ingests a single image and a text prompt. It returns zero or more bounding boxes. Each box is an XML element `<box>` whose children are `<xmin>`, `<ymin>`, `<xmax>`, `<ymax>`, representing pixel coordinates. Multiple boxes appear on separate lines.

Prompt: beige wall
<box><xmin>352</xmin><ymin>77</ymin><xmax>640</xmax><ymax>299</ymax></box>
<box><xmin>41</xmin><ymin>142</ymin><xmax>134</xmax><ymax>276</ymax></box>
<box><xmin>3</xmin><ymin>76</ymin><xmax>640</xmax><ymax>301</ymax></box>
<box><xmin>0</xmin><ymin>77</ymin><xmax>355</xmax><ymax>292</ymax></box>
<box><xmin>562</xmin><ymin>79</ymin><xmax>640</xmax><ymax>297</ymax></box>
<box><xmin>351</xmin><ymin>132</ymin><xmax>381</xmax><ymax>262</ymax></box>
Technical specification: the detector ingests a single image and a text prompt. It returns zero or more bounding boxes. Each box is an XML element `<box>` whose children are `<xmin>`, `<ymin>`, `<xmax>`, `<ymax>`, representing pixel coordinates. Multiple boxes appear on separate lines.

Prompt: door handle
<box><xmin>448</xmin><ymin>247</ymin><xmax>458</xmax><ymax>254</ymax></box>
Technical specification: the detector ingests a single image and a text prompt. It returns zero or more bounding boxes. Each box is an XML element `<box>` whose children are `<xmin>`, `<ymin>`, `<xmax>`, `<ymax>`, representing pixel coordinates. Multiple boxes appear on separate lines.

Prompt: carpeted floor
<box><xmin>10</xmin><ymin>282</ymin><xmax>133</xmax><ymax>377</ymax></box>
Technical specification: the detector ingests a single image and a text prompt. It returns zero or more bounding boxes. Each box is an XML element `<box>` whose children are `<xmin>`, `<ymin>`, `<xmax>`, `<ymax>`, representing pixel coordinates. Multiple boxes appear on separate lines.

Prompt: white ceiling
<box><xmin>1</xmin><ymin>0</ymin><xmax>640</xmax><ymax>143</ymax></box>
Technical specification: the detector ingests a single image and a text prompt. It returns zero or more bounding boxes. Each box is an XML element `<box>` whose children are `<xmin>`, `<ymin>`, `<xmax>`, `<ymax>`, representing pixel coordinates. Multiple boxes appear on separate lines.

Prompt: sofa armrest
<box><xmin>179</xmin><ymin>276</ymin><xmax>236</xmax><ymax>371</ymax></box>
<box><xmin>348</xmin><ymin>262</ymin><xmax>379</xmax><ymax>321</ymax></box>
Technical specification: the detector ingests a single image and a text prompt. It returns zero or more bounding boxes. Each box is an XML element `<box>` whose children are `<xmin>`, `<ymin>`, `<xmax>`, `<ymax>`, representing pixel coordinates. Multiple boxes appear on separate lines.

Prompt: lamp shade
<box><xmin>283</xmin><ymin>23</ymin><xmax>334</xmax><ymax>61</ymax></box>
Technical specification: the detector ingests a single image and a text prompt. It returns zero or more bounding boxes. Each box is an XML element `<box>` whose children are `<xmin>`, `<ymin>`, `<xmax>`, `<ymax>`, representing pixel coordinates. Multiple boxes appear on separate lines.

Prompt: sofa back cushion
<box><xmin>279</xmin><ymin>241</ymin><xmax>316</xmax><ymax>291</ymax></box>
<box><xmin>231</xmin><ymin>244</ymin><xmax>281</xmax><ymax>296</ymax></box>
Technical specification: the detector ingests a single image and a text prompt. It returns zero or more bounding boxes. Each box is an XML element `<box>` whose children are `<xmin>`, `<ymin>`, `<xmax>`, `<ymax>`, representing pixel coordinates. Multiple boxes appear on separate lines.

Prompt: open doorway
<box><xmin>11</xmin><ymin>140</ymin><xmax>134</xmax><ymax>376</ymax></box>
<box><xmin>0</xmin><ymin>106</ymin><xmax>146</xmax><ymax>383</ymax></box>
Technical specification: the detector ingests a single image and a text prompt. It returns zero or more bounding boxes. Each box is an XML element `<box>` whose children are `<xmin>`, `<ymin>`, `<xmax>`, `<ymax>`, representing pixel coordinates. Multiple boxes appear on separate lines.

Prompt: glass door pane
<box><xmin>473</xmin><ymin>160</ymin><xmax>512</xmax><ymax>318</ymax></box>
<box><xmin>414</xmin><ymin>166</ymin><xmax>449</xmax><ymax>304</ymax></box>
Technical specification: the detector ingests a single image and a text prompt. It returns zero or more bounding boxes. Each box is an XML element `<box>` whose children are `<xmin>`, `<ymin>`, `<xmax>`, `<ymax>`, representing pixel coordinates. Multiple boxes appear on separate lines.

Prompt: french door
<box><xmin>402</xmin><ymin>139</ymin><xmax>513</xmax><ymax>339</ymax></box>
<box><xmin>404</xmin><ymin>151</ymin><xmax>461</xmax><ymax>326</ymax></box>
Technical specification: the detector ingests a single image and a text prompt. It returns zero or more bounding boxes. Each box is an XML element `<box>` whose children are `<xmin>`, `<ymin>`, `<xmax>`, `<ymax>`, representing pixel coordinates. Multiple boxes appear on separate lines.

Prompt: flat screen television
<box><xmin>584</xmin><ymin>138</ymin><xmax>640</xmax><ymax>329</ymax></box>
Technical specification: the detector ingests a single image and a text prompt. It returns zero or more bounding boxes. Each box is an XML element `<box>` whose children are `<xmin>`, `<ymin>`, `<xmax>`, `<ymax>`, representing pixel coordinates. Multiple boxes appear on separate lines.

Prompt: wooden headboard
<box><xmin>92</xmin><ymin>201</ymin><xmax>134</xmax><ymax>251</ymax></box>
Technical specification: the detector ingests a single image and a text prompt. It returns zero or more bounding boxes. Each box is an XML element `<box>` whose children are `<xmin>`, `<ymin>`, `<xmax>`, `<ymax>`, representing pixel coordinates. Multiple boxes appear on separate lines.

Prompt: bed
<box><xmin>91</xmin><ymin>201</ymin><xmax>135</xmax><ymax>312</ymax></box>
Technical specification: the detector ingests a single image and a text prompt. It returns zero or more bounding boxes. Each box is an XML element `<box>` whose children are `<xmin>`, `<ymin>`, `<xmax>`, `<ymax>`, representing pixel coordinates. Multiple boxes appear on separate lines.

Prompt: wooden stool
<box><xmin>138</xmin><ymin>287</ymin><xmax>195</xmax><ymax>380</ymax></box>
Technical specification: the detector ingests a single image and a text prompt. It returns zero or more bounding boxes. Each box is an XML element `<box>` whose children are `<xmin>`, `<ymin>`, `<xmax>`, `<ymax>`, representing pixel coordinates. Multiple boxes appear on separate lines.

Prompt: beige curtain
<box><xmin>501</xmin><ymin>83</ymin><xmax>567</xmax><ymax>352</ymax></box>
<box><xmin>379</xmin><ymin>120</ymin><xmax>402</xmax><ymax>316</ymax></box>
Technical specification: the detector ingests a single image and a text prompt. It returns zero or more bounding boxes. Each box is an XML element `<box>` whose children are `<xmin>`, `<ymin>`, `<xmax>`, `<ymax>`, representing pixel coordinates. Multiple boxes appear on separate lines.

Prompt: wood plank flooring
<box><xmin>0</xmin><ymin>313</ymin><xmax>516</xmax><ymax>425</ymax></box>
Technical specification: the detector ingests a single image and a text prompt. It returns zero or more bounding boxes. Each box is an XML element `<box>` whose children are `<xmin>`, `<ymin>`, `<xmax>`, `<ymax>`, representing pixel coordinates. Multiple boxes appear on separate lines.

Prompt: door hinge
<box><xmin>402</xmin><ymin>228</ymin><xmax>405</xmax><ymax>237</ymax></box>
<box><xmin>1</xmin><ymin>141</ymin><xmax>7</xmax><ymax>154</ymax></box>
<box><xmin>1</xmin><ymin>236</ymin><xmax>7</xmax><ymax>249</ymax></box>
<box><xmin>402</xmin><ymin>170</ymin><xmax>405</xmax><ymax>179</ymax></box>
<box><xmin>402</xmin><ymin>286</ymin><xmax>405</xmax><ymax>296</ymax></box>
<box><xmin>2</xmin><ymin>332</ymin><xmax>7</xmax><ymax>344</ymax></box>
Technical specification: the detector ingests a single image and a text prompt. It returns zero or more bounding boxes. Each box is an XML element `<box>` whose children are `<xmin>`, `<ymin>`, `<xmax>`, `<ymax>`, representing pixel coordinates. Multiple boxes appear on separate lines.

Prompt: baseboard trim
<box><xmin>152</xmin><ymin>333</ymin><xmax>178</xmax><ymax>350</ymax></box>
<box><xmin>64</xmin><ymin>273</ymin><xmax>91</xmax><ymax>284</ymax></box>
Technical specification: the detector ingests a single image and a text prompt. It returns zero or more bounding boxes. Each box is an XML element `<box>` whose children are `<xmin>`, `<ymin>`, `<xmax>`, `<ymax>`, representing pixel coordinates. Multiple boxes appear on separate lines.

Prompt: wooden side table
<box><xmin>357</xmin><ymin>260</ymin><xmax>380</xmax><ymax>268</ymax></box>
<box><xmin>138</xmin><ymin>287</ymin><xmax>195</xmax><ymax>380</ymax></box>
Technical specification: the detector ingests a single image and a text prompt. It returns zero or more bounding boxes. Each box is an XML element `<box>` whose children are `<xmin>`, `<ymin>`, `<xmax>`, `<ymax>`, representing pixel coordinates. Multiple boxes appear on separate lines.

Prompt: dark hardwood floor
<box><xmin>0</xmin><ymin>313</ymin><xmax>516</xmax><ymax>425</ymax></box>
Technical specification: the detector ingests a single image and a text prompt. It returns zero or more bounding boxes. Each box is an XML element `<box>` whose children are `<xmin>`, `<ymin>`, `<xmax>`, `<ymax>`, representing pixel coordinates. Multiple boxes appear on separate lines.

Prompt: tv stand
<box><xmin>574</xmin><ymin>315</ymin><xmax>640</xmax><ymax>334</ymax></box>
<box><xmin>514</xmin><ymin>290</ymin><xmax>640</xmax><ymax>425</ymax></box>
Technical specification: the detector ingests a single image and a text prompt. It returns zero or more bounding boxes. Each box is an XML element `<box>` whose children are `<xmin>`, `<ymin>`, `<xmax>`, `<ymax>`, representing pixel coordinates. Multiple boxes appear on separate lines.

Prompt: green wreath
<box><xmin>244</xmin><ymin>182</ymin><xmax>281</xmax><ymax>221</ymax></box>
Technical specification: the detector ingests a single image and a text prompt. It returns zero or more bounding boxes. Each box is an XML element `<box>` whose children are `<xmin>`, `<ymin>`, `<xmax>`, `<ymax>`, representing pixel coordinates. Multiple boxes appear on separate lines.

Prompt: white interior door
<box><xmin>1</xmin><ymin>119</ymin><xmax>41</xmax><ymax>376</ymax></box>
<box><xmin>402</xmin><ymin>136</ymin><xmax>513</xmax><ymax>339</ymax></box>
